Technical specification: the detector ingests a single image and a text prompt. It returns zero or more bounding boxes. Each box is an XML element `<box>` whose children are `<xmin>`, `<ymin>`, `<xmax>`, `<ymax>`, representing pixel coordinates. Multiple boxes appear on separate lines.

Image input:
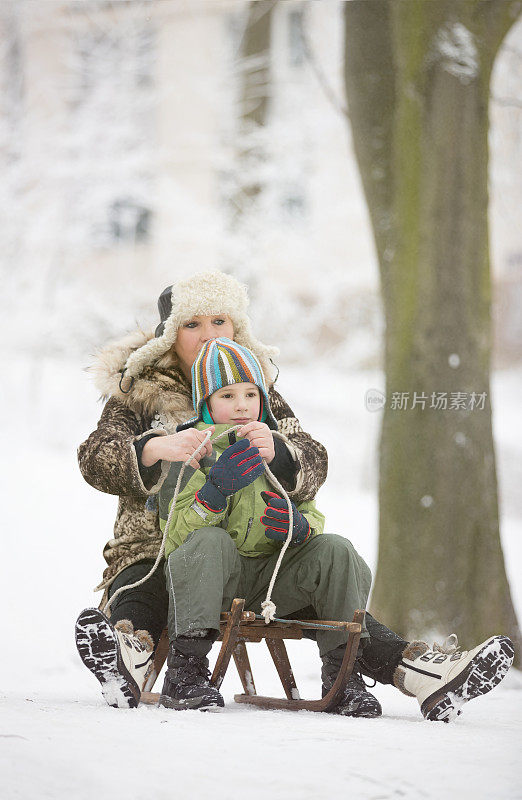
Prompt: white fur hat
<box><xmin>122</xmin><ymin>270</ymin><xmax>279</xmax><ymax>380</ymax></box>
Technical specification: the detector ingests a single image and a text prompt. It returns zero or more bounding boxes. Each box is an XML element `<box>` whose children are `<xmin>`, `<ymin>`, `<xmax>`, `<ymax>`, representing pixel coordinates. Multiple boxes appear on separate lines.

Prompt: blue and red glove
<box><xmin>260</xmin><ymin>491</ymin><xmax>311</xmax><ymax>546</ymax></box>
<box><xmin>196</xmin><ymin>438</ymin><xmax>265</xmax><ymax>512</ymax></box>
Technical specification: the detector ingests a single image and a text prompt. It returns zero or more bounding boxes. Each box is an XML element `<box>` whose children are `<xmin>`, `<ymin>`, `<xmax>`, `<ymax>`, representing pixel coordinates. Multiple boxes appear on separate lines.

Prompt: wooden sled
<box><xmin>141</xmin><ymin>599</ymin><xmax>364</xmax><ymax>712</ymax></box>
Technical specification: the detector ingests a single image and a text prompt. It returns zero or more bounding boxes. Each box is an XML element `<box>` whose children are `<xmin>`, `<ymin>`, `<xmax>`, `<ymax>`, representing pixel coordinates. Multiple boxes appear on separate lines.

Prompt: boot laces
<box><xmin>433</xmin><ymin>633</ymin><xmax>460</xmax><ymax>655</ymax></box>
<box><xmin>351</xmin><ymin>668</ymin><xmax>377</xmax><ymax>690</ymax></box>
<box><xmin>174</xmin><ymin>655</ymin><xmax>211</xmax><ymax>686</ymax></box>
<box><xmin>121</xmin><ymin>633</ymin><xmax>146</xmax><ymax>654</ymax></box>
<box><xmin>323</xmin><ymin>657</ymin><xmax>376</xmax><ymax>691</ymax></box>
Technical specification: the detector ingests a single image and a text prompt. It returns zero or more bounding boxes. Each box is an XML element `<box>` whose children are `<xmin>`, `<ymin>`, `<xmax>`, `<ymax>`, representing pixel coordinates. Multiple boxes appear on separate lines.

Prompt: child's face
<box><xmin>209</xmin><ymin>382</ymin><xmax>260</xmax><ymax>425</ymax></box>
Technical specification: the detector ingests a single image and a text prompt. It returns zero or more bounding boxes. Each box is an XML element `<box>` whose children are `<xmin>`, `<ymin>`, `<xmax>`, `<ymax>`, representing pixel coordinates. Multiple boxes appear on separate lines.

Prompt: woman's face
<box><xmin>175</xmin><ymin>314</ymin><xmax>234</xmax><ymax>378</ymax></box>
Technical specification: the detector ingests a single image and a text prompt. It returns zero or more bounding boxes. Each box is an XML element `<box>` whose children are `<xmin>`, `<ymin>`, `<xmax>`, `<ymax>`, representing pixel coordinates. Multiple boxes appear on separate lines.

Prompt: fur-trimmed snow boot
<box><xmin>159</xmin><ymin>638</ymin><xmax>224</xmax><ymax>712</ymax></box>
<box><xmin>393</xmin><ymin>634</ymin><xmax>514</xmax><ymax>722</ymax></box>
<box><xmin>75</xmin><ymin>608</ymin><xmax>154</xmax><ymax>709</ymax></box>
<box><xmin>321</xmin><ymin>656</ymin><xmax>382</xmax><ymax>718</ymax></box>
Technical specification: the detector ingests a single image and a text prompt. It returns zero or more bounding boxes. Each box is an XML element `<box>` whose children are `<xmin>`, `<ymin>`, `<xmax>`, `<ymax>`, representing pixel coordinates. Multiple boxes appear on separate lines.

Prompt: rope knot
<box><xmin>261</xmin><ymin>600</ymin><xmax>277</xmax><ymax>624</ymax></box>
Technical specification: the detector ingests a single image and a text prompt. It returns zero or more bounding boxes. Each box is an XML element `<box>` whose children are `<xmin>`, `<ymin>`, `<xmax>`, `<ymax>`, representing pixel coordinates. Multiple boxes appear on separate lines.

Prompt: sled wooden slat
<box><xmin>151</xmin><ymin>629</ymin><xmax>169</xmax><ymax>679</ymax></box>
<box><xmin>140</xmin><ymin>692</ymin><xmax>161</xmax><ymax>704</ymax></box>
<box><xmin>219</xmin><ymin>609</ymin><xmax>256</xmax><ymax>624</ymax></box>
<box><xmin>140</xmin><ymin>628</ymin><xmax>169</xmax><ymax>704</ymax></box>
<box><xmin>232</xmin><ymin>641</ymin><xmax>256</xmax><ymax>696</ymax></box>
<box><xmin>291</xmin><ymin>620</ymin><xmax>361</xmax><ymax>631</ymax></box>
<box><xmin>140</xmin><ymin>603</ymin><xmax>365</xmax><ymax>711</ymax></box>
<box><xmin>265</xmin><ymin>638</ymin><xmax>299</xmax><ymax>701</ymax></box>
<box><xmin>232</xmin><ymin>624</ymin><xmax>304</xmax><ymax>641</ymax></box>
<box><xmin>226</xmin><ymin>617</ymin><xmax>360</xmax><ymax>631</ymax></box>
<box><xmin>211</xmin><ymin>598</ymin><xmax>245</xmax><ymax>689</ymax></box>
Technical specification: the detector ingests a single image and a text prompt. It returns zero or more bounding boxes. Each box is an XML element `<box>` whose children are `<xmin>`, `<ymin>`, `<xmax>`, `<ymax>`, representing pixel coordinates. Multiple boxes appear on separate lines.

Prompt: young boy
<box><xmin>158</xmin><ymin>337</ymin><xmax>514</xmax><ymax>718</ymax></box>
<box><xmin>158</xmin><ymin>336</ymin><xmax>377</xmax><ymax>714</ymax></box>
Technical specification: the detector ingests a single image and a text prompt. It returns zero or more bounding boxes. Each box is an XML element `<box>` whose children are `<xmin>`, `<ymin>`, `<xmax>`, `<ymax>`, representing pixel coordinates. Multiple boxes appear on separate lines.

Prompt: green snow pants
<box><xmin>165</xmin><ymin>528</ymin><xmax>372</xmax><ymax>656</ymax></box>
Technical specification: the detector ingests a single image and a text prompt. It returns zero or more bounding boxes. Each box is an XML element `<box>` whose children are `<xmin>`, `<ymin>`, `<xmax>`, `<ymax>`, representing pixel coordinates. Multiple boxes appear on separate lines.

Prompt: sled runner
<box><xmin>140</xmin><ymin>599</ymin><xmax>365</xmax><ymax>711</ymax></box>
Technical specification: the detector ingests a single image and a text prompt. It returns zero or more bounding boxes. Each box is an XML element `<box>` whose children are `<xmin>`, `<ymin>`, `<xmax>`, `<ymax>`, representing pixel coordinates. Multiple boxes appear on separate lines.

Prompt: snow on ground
<box><xmin>1</xmin><ymin>358</ymin><xmax>521</xmax><ymax>800</ymax></box>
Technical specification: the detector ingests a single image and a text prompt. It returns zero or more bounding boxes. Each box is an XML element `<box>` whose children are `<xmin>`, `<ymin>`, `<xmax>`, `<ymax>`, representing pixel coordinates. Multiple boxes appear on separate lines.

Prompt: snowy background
<box><xmin>1</xmin><ymin>2</ymin><xmax>522</xmax><ymax>799</ymax></box>
<box><xmin>2</xmin><ymin>363</ymin><xmax>521</xmax><ymax>800</ymax></box>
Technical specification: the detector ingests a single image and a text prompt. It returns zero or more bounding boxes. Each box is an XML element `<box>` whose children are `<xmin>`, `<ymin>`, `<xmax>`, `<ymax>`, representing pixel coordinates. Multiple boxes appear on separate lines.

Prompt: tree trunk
<box><xmin>233</xmin><ymin>0</ymin><xmax>274</xmax><ymax>217</ymax></box>
<box><xmin>344</xmin><ymin>0</ymin><xmax>521</xmax><ymax>657</ymax></box>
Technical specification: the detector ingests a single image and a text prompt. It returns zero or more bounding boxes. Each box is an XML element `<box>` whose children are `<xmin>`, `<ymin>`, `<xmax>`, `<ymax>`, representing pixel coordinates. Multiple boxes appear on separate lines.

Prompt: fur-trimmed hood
<box><xmin>88</xmin><ymin>327</ymin><xmax>191</xmax><ymax>419</ymax></box>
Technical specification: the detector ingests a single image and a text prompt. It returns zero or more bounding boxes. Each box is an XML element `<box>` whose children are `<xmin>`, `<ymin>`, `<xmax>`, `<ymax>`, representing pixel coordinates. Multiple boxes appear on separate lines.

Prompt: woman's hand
<box><xmin>141</xmin><ymin>428</ymin><xmax>214</xmax><ymax>469</ymax></box>
<box><xmin>236</xmin><ymin>421</ymin><xmax>275</xmax><ymax>464</ymax></box>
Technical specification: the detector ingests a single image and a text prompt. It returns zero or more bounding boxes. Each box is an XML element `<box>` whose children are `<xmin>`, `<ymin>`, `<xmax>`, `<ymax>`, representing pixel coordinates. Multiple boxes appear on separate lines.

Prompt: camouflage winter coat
<box><xmin>78</xmin><ymin>330</ymin><xmax>328</xmax><ymax>595</ymax></box>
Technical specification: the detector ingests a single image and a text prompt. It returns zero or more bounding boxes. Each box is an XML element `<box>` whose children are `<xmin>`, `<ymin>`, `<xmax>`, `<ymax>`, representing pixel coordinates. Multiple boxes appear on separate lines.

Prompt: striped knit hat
<box><xmin>177</xmin><ymin>337</ymin><xmax>278</xmax><ymax>431</ymax></box>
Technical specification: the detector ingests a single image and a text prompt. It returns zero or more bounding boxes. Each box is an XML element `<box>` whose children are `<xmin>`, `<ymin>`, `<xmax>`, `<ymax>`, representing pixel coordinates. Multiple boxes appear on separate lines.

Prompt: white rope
<box><xmin>102</xmin><ymin>427</ymin><xmax>294</xmax><ymax>621</ymax></box>
<box><xmin>259</xmin><ymin>464</ymin><xmax>294</xmax><ymax>623</ymax></box>
<box><xmin>102</xmin><ymin>428</ymin><xmax>214</xmax><ymax>615</ymax></box>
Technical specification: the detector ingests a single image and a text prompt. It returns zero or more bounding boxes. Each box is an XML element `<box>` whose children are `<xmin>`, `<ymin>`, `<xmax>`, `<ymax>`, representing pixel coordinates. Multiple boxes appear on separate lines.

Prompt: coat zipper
<box><xmin>238</xmin><ymin>517</ymin><xmax>254</xmax><ymax>549</ymax></box>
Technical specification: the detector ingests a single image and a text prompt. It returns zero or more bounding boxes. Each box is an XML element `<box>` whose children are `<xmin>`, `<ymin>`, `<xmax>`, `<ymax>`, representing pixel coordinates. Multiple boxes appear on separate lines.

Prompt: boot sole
<box><xmin>325</xmin><ymin>693</ymin><xmax>382</xmax><ymax>718</ymax></box>
<box><xmin>332</xmin><ymin>705</ymin><xmax>382</xmax><ymax>719</ymax></box>
<box><xmin>158</xmin><ymin>694</ymin><xmax>224</xmax><ymax>712</ymax></box>
<box><xmin>322</xmin><ymin>681</ymin><xmax>382</xmax><ymax>718</ymax></box>
<box><xmin>421</xmin><ymin>635</ymin><xmax>514</xmax><ymax>722</ymax></box>
<box><xmin>75</xmin><ymin>608</ymin><xmax>141</xmax><ymax>709</ymax></box>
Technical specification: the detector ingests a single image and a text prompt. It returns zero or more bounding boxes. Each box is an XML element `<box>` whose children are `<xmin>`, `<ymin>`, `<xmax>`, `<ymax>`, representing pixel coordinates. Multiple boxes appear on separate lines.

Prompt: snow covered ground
<box><xmin>1</xmin><ymin>360</ymin><xmax>521</xmax><ymax>800</ymax></box>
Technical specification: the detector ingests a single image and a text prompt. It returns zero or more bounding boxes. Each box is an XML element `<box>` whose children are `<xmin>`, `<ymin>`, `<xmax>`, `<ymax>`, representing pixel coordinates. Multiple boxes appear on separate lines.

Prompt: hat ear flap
<box><xmin>202</xmin><ymin>400</ymin><xmax>215</xmax><ymax>424</ymax></box>
<box><xmin>258</xmin><ymin>393</ymin><xmax>267</xmax><ymax>423</ymax></box>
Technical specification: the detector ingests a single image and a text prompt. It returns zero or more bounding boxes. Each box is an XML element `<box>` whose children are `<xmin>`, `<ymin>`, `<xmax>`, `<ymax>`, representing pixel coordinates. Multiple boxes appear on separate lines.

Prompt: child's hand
<box><xmin>260</xmin><ymin>491</ymin><xmax>311</xmax><ymax>546</ymax></box>
<box><xmin>236</xmin><ymin>421</ymin><xmax>275</xmax><ymax>464</ymax></box>
<box><xmin>196</xmin><ymin>439</ymin><xmax>265</xmax><ymax>512</ymax></box>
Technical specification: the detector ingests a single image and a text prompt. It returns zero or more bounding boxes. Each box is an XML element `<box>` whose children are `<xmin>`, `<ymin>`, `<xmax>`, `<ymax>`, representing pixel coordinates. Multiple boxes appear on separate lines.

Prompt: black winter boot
<box><xmin>159</xmin><ymin>635</ymin><xmax>224</xmax><ymax>712</ymax></box>
<box><xmin>321</xmin><ymin>652</ymin><xmax>382</xmax><ymax>718</ymax></box>
<box><xmin>357</xmin><ymin>613</ymin><xmax>409</xmax><ymax>685</ymax></box>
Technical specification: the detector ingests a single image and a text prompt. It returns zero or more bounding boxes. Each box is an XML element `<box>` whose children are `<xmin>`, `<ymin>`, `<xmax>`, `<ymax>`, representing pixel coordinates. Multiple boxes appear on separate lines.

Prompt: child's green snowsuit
<box><xmin>158</xmin><ymin>423</ymin><xmax>372</xmax><ymax>655</ymax></box>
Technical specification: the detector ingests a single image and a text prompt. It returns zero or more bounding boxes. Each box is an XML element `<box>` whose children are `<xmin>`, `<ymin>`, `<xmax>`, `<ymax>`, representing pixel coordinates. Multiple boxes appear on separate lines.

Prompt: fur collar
<box><xmin>89</xmin><ymin>319</ymin><xmax>278</xmax><ymax>423</ymax></box>
<box><xmin>88</xmin><ymin>328</ymin><xmax>193</xmax><ymax>420</ymax></box>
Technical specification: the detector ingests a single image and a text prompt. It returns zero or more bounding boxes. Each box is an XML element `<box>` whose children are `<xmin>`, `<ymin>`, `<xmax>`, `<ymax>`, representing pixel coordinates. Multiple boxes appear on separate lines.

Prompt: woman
<box><xmin>76</xmin><ymin>271</ymin><xmax>341</xmax><ymax>701</ymax></box>
<box><xmin>76</xmin><ymin>271</ymin><xmax>513</xmax><ymax>720</ymax></box>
